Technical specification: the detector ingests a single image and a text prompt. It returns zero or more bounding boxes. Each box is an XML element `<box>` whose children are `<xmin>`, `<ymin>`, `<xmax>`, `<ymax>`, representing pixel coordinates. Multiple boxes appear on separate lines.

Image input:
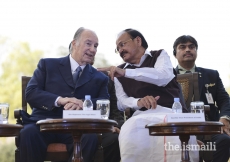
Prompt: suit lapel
<box><xmin>175</xmin><ymin>66</ymin><xmax>179</xmax><ymax>74</ymax></box>
<box><xmin>58</xmin><ymin>55</ymin><xmax>75</xmax><ymax>88</ymax></box>
<box><xmin>75</xmin><ymin>64</ymin><xmax>93</xmax><ymax>88</ymax></box>
<box><xmin>195</xmin><ymin>67</ymin><xmax>204</xmax><ymax>97</ymax></box>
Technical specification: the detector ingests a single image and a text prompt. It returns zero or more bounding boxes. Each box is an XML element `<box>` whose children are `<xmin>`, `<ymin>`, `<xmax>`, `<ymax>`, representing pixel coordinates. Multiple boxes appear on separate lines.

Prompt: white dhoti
<box><xmin>119</xmin><ymin>106</ymin><xmax>199</xmax><ymax>162</ymax></box>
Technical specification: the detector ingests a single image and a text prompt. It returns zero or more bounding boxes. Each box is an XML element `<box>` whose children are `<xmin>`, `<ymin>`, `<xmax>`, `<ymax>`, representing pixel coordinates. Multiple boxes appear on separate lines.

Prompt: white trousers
<box><xmin>119</xmin><ymin>106</ymin><xmax>199</xmax><ymax>162</ymax></box>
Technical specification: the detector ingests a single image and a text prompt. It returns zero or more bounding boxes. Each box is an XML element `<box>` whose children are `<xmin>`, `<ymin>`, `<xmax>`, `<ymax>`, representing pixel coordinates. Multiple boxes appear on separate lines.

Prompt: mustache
<box><xmin>120</xmin><ymin>51</ymin><xmax>128</xmax><ymax>57</ymax></box>
<box><xmin>183</xmin><ymin>52</ymin><xmax>193</xmax><ymax>56</ymax></box>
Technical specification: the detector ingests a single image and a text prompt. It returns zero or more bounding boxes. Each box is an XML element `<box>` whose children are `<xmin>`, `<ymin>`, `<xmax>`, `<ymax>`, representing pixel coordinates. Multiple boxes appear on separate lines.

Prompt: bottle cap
<box><xmin>85</xmin><ymin>95</ymin><xmax>91</xmax><ymax>100</ymax></box>
<box><xmin>174</xmin><ymin>98</ymin><xmax>180</xmax><ymax>102</ymax></box>
<box><xmin>96</xmin><ymin>99</ymin><xmax>110</xmax><ymax>104</ymax></box>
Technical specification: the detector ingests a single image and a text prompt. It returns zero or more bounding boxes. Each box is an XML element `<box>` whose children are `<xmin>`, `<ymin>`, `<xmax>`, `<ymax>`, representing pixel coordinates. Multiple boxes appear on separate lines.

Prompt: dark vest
<box><xmin>117</xmin><ymin>50</ymin><xmax>181</xmax><ymax>110</ymax></box>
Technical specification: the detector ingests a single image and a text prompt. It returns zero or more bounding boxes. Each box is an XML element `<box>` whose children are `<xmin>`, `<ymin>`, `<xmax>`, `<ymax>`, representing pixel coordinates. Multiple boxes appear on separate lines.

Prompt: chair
<box><xmin>176</xmin><ymin>72</ymin><xmax>200</xmax><ymax>110</ymax></box>
<box><xmin>14</xmin><ymin>76</ymin><xmax>103</xmax><ymax>162</ymax></box>
<box><xmin>177</xmin><ymin>72</ymin><xmax>210</xmax><ymax>117</ymax></box>
<box><xmin>177</xmin><ymin>72</ymin><xmax>212</xmax><ymax>162</ymax></box>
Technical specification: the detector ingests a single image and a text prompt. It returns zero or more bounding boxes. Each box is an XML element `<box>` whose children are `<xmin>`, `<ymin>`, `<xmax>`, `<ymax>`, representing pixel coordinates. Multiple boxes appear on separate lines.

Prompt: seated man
<box><xmin>98</xmin><ymin>28</ymin><xmax>198</xmax><ymax>162</ymax></box>
<box><xmin>19</xmin><ymin>27</ymin><xmax>119</xmax><ymax>162</ymax></box>
<box><xmin>173</xmin><ymin>35</ymin><xmax>230</xmax><ymax>162</ymax></box>
<box><xmin>69</xmin><ymin>43</ymin><xmax>123</xmax><ymax>162</ymax></box>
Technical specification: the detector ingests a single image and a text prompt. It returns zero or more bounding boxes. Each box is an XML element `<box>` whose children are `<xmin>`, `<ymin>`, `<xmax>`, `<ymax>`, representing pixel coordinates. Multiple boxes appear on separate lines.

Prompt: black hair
<box><xmin>173</xmin><ymin>35</ymin><xmax>198</xmax><ymax>56</ymax></box>
<box><xmin>124</xmin><ymin>28</ymin><xmax>148</xmax><ymax>49</ymax></box>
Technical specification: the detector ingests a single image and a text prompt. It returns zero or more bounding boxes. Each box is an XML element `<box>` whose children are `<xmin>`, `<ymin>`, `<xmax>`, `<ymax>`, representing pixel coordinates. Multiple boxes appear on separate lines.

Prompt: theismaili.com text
<box><xmin>164</xmin><ymin>142</ymin><xmax>216</xmax><ymax>151</ymax></box>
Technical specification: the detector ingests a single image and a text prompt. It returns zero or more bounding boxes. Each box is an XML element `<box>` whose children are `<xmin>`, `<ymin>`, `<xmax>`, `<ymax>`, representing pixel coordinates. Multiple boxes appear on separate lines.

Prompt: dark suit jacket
<box><xmin>175</xmin><ymin>66</ymin><xmax>230</xmax><ymax>121</ymax></box>
<box><xmin>25</xmin><ymin>55</ymin><xmax>109</xmax><ymax>121</ymax></box>
<box><xmin>104</xmin><ymin>72</ymin><xmax>124</xmax><ymax>128</ymax></box>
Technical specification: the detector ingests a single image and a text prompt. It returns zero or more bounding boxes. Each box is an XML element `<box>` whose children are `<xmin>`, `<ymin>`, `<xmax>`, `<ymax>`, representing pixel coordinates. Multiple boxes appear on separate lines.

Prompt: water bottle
<box><xmin>172</xmin><ymin>98</ymin><xmax>182</xmax><ymax>113</ymax></box>
<box><xmin>83</xmin><ymin>95</ymin><xmax>93</xmax><ymax>111</ymax></box>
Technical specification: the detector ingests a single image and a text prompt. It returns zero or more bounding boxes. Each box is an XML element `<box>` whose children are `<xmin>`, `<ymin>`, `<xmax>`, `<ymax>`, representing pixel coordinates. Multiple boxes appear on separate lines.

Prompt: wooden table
<box><xmin>0</xmin><ymin>124</ymin><xmax>23</xmax><ymax>137</ymax></box>
<box><xmin>145</xmin><ymin>121</ymin><xmax>223</xmax><ymax>162</ymax></box>
<box><xmin>37</xmin><ymin>118</ymin><xmax>117</xmax><ymax>162</ymax></box>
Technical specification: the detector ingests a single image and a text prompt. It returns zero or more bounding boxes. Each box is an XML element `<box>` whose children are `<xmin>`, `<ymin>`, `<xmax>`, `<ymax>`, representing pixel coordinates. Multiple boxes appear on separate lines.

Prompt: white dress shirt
<box><xmin>114</xmin><ymin>49</ymin><xmax>175</xmax><ymax>111</ymax></box>
<box><xmin>177</xmin><ymin>64</ymin><xmax>195</xmax><ymax>74</ymax></box>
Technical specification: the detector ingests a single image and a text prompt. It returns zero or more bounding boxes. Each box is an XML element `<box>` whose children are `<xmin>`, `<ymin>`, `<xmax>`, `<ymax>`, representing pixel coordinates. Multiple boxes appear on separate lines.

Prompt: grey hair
<box><xmin>69</xmin><ymin>27</ymin><xmax>86</xmax><ymax>53</ymax></box>
<box><xmin>69</xmin><ymin>42</ymin><xmax>72</xmax><ymax>53</ymax></box>
<box><xmin>73</xmin><ymin>27</ymin><xmax>85</xmax><ymax>40</ymax></box>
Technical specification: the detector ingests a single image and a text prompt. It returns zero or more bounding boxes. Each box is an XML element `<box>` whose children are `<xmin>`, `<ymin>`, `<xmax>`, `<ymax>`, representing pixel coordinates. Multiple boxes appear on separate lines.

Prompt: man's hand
<box><xmin>97</xmin><ymin>66</ymin><xmax>125</xmax><ymax>81</ymax></box>
<box><xmin>57</xmin><ymin>97</ymin><xmax>83</xmax><ymax>110</ymax></box>
<box><xmin>113</xmin><ymin>127</ymin><xmax>120</xmax><ymax>134</ymax></box>
<box><xmin>137</xmin><ymin>96</ymin><xmax>160</xmax><ymax>109</ymax></box>
<box><xmin>64</xmin><ymin>102</ymin><xmax>83</xmax><ymax>110</ymax></box>
<box><xmin>219</xmin><ymin>118</ymin><xmax>230</xmax><ymax>136</ymax></box>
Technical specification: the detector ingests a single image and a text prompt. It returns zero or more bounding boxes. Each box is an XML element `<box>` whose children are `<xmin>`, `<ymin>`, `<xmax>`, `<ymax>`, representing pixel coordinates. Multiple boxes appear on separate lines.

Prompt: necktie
<box><xmin>73</xmin><ymin>66</ymin><xmax>82</xmax><ymax>84</ymax></box>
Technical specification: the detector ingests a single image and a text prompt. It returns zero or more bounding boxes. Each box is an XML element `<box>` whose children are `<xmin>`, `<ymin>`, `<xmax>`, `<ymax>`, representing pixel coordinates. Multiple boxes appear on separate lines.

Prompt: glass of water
<box><xmin>190</xmin><ymin>101</ymin><xmax>204</xmax><ymax>113</ymax></box>
<box><xmin>96</xmin><ymin>100</ymin><xmax>110</xmax><ymax>119</ymax></box>
<box><xmin>0</xmin><ymin>103</ymin><xmax>10</xmax><ymax>124</ymax></box>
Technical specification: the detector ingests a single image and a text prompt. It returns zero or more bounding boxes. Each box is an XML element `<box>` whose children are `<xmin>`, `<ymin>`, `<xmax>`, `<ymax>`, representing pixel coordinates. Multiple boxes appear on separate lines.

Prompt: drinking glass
<box><xmin>96</xmin><ymin>100</ymin><xmax>110</xmax><ymax>119</ymax></box>
<box><xmin>190</xmin><ymin>101</ymin><xmax>204</xmax><ymax>113</ymax></box>
<box><xmin>0</xmin><ymin>103</ymin><xmax>9</xmax><ymax>124</ymax></box>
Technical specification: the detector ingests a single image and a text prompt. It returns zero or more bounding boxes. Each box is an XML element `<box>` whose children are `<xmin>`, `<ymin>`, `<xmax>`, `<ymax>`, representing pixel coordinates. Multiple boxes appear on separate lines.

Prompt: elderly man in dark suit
<box><xmin>19</xmin><ymin>27</ymin><xmax>112</xmax><ymax>162</ymax></box>
<box><xmin>173</xmin><ymin>35</ymin><xmax>230</xmax><ymax>162</ymax></box>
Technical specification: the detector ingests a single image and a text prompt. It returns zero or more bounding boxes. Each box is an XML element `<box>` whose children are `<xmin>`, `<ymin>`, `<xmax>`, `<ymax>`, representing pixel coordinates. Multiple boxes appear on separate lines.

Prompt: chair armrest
<box><xmin>125</xmin><ymin>108</ymin><xmax>131</xmax><ymax>121</ymax></box>
<box><xmin>14</xmin><ymin>109</ymin><xmax>23</xmax><ymax>125</ymax></box>
<box><xmin>14</xmin><ymin>109</ymin><xmax>21</xmax><ymax>119</ymax></box>
<box><xmin>204</xmin><ymin>105</ymin><xmax>210</xmax><ymax>113</ymax></box>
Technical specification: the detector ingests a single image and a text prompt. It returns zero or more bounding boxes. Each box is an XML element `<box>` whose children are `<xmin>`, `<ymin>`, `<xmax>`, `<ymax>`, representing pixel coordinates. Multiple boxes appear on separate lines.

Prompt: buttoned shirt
<box><xmin>177</xmin><ymin>64</ymin><xmax>195</xmax><ymax>74</ymax></box>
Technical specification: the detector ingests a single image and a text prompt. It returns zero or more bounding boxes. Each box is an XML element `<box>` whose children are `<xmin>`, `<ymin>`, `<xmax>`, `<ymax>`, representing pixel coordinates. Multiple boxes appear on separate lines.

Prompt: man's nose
<box><xmin>118</xmin><ymin>48</ymin><xmax>123</xmax><ymax>54</ymax></box>
<box><xmin>90</xmin><ymin>46</ymin><xmax>97</xmax><ymax>53</ymax></box>
<box><xmin>185</xmin><ymin>46</ymin><xmax>191</xmax><ymax>51</ymax></box>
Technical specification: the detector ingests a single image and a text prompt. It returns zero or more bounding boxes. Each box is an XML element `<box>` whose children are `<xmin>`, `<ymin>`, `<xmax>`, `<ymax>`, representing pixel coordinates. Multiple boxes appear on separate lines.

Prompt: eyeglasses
<box><xmin>115</xmin><ymin>38</ymin><xmax>133</xmax><ymax>54</ymax></box>
<box><xmin>178</xmin><ymin>44</ymin><xmax>196</xmax><ymax>50</ymax></box>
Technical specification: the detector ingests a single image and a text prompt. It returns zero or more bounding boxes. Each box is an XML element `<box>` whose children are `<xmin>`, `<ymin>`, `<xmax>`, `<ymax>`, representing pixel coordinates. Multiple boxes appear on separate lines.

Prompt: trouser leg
<box><xmin>80</xmin><ymin>134</ymin><xmax>98</xmax><ymax>162</ymax></box>
<box><xmin>20</xmin><ymin>123</ymin><xmax>73</xmax><ymax>162</ymax></box>
<box><xmin>102</xmin><ymin>132</ymin><xmax>120</xmax><ymax>162</ymax></box>
<box><xmin>19</xmin><ymin>123</ymin><xmax>47</xmax><ymax>162</ymax></box>
<box><xmin>212</xmin><ymin>134</ymin><xmax>230</xmax><ymax>162</ymax></box>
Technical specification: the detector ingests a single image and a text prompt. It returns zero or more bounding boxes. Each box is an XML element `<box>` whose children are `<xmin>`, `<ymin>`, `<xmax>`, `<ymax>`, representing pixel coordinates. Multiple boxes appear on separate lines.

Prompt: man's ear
<box><xmin>72</xmin><ymin>39</ymin><xmax>79</xmax><ymax>47</ymax></box>
<box><xmin>135</xmin><ymin>36</ymin><xmax>142</xmax><ymax>46</ymax></box>
<box><xmin>173</xmin><ymin>49</ymin><xmax>176</xmax><ymax>57</ymax></box>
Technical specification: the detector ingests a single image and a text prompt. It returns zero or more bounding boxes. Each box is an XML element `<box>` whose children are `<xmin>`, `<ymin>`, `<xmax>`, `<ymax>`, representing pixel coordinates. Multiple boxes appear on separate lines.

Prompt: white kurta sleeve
<box><xmin>125</xmin><ymin>50</ymin><xmax>175</xmax><ymax>86</ymax></box>
<box><xmin>114</xmin><ymin>77</ymin><xmax>140</xmax><ymax>111</ymax></box>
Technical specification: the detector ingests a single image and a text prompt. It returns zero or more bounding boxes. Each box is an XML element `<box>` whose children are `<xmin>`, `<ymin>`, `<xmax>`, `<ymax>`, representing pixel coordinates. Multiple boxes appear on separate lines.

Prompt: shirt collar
<box><xmin>124</xmin><ymin>49</ymin><xmax>151</xmax><ymax>68</ymax></box>
<box><xmin>178</xmin><ymin>64</ymin><xmax>196</xmax><ymax>74</ymax></box>
<box><xmin>69</xmin><ymin>54</ymin><xmax>86</xmax><ymax>73</ymax></box>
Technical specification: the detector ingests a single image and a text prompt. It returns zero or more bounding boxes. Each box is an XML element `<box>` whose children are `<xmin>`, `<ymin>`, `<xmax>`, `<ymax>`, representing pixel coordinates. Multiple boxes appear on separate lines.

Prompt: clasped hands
<box><xmin>58</xmin><ymin>96</ymin><xmax>121</xmax><ymax>134</ymax></box>
<box><xmin>56</xmin><ymin>66</ymin><xmax>126</xmax><ymax>109</ymax></box>
<box><xmin>57</xmin><ymin>97</ymin><xmax>83</xmax><ymax>110</ymax></box>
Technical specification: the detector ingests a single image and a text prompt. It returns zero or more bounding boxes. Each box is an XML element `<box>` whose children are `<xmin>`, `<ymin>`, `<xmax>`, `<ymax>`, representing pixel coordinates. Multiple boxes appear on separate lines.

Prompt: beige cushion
<box><xmin>47</xmin><ymin>143</ymin><xmax>67</xmax><ymax>152</ymax></box>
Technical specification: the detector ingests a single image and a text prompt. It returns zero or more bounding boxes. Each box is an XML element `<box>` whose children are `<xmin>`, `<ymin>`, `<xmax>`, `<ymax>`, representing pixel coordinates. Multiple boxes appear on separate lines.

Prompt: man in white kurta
<box><xmin>98</xmin><ymin>28</ymin><xmax>199</xmax><ymax>162</ymax></box>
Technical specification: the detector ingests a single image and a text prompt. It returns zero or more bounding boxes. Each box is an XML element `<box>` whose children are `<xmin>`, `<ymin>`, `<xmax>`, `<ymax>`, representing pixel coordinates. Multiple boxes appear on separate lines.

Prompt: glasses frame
<box><xmin>115</xmin><ymin>38</ymin><xmax>133</xmax><ymax>54</ymax></box>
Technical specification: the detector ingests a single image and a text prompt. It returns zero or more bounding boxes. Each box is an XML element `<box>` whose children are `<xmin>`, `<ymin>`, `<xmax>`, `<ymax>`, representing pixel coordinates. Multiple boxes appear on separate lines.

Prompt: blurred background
<box><xmin>1</xmin><ymin>0</ymin><xmax>230</xmax><ymax>161</ymax></box>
